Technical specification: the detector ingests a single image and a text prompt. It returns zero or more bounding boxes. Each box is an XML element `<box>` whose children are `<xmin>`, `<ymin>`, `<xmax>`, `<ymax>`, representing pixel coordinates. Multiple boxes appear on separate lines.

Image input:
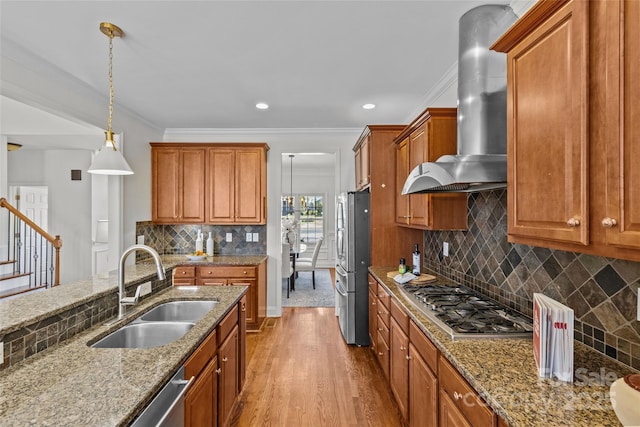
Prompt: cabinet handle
<box><xmin>378</xmin><ymin>352</ymin><xmax>384</xmax><ymax>356</ymax></box>
<box><xmin>372</xmin><ymin>301</ymin><xmax>376</xmax><ymax>306</ymax></box>
<box><xmin>216</xmin><ymin>368</ymin><xmax>222</xmax><ymax>374</ymax></box>
<box><xmin>243</xmin><ymin>271</ymin><xmax>247</xmax><ymax>275</ymax></box>
<box><xmin>181</xmin><ymin>271</ymin><xmax>186</xmax><ymax>275</ymax></box>
<box><xmin>602</xmin><ymin>217</ymin><xmax>618</xmax><ymax>228</ymax></box>
<box><xmin>406</xmin><ymin>355</ymin><xmax>411</xmax><ymax>361</ymax></box>
<box><xmin>567</xmin><ymin>218</ymin><xmax>580</xmax><ymax>227</ymax></box>
<box><xmin>242</xmin><ymin>302</ymin><xmax>246</xmax><ymax>312</ymax></box>
<box><xmin>222</xmin><ymin>356</ymin><xmax>228</xmax><ymax>363</ymax></box>
<box><xmin>453</xmin><ymin>391</ymin><xmax>462</xmax><ymax>401</ymax></box>
<box><xmin>400</xmin><ymin>345</ymin><xmax>406</xmax><ymax>351</ymax></box>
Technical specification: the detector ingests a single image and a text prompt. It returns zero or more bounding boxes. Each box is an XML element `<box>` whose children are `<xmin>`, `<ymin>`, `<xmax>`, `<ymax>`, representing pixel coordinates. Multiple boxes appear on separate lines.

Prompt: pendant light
<box><xmin>88</xmin><ymin>22</ymin><xmax>133</xmax><ymax>175</ymax></box>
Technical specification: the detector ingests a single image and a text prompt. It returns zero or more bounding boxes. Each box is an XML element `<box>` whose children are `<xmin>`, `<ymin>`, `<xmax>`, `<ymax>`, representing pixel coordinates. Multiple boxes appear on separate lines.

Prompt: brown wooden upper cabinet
<box><xmin>493</xmin><ymin>0</ymin><xmax>640</xmax><ymax>261</ymax></box>
<box><xmin>354</xmin><ymin>134</ymin><xmax>370</xmax><ymax>191</ymax></box>
<box><xmin>394</xmin><ymin>108</ymin><xmax>468</xmax><ymax>230</ymax></box>
<box><xmin>151</xmin><ymin>143</ymin><xmax>268</xmax><ymax>225</ymax></box>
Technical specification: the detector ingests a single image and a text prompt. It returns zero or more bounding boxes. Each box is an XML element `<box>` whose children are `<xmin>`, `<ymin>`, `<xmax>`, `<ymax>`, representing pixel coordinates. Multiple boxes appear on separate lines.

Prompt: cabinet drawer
<box><xmin>377</xmin><ymin>314</ymin><xmax>390</xmax><ymax>347</ymax></box>
<box><xmin>368</xmin><ymin>274</ymin><xmax>378</xmax><ymax>293</ymax></box>
<box><xmin>185</xmin><ymin>329</ymin><xmax>217</xmax><ymax>379</ymax></box>
<box><xmin>174</xmin><ymin>266</ymin><xmax>196</xmax><ymax>278</ymax></box>
<box><xmin>377</xmin><ymin>301</ymin><xmax>390</xmax><ymax>330</ymax></box>
<box><xmin>218</xmin><ymin>304</ymin><xmax>239</xmax><ymax>345</ymax></box>
<box><xmin>439</xmin><ymin>356</ymin><xmax>496</xmax><ymax>427</ymax></box>
<box><xmin>199</xmin><ymin>266</ymin><xmax>256</xmax><ymax>278</ymax></box>
<box><xmin>409</xmin><ymin>320</ymin><xmax>438</xmax><ymax>374</ymax></box>
<box><xmin>390</xmin><ymin>298</ymin><xmax>409</xmax><ymax>335</ymax></box>
<box><xmin>377</xmin><ymin>284</ymin><xmax>390</xmax><ymax>309</ymax></box>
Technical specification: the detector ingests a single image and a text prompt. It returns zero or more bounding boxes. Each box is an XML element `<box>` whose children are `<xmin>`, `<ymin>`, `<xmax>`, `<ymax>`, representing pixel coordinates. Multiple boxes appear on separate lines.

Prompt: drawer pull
<box><xmin>243</xmin><ymin>271</ymin><xmax>247</xmax><ymax>275</ymax></box>
<box><xmin>181</xmin><ymin>271</ymin><xmax>186</xmax><ymax>275</ymax></box>
<box><xmin>567</xmin><ymin>217</ymin><xmax>580</xmax><ymax>227</ymax></box>
<box><xmin>602</xmin><ymin>217</ymin><xmax>617</xmax><ymax>228</ymax></box>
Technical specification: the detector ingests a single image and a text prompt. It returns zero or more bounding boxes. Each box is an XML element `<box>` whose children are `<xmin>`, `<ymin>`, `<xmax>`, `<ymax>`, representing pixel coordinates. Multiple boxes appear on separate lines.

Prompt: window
<box><xmin>281</xmin><ymin>194</ymin><xmax>324</xmax><ymax>244</ymax></box>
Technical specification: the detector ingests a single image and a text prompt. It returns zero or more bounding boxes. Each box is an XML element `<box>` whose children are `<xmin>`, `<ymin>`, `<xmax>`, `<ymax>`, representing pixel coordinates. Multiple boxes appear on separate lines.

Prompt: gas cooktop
<box><xmin>398</xmin><ymin>282</ymin><xmax>533</xmax><ymax>340</ymax></box>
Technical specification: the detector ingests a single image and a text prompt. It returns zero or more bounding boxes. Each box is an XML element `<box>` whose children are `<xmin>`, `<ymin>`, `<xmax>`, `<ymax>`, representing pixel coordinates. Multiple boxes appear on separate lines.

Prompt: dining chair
<box><xmin>294</xmin><ymin>237</ymin><xmax>323</xmax><ymax>289</ymax></box>
<box><xmin>281</xmin><ymin>243</ymin><xmax>294</xmax><ymax>298</ymax></box>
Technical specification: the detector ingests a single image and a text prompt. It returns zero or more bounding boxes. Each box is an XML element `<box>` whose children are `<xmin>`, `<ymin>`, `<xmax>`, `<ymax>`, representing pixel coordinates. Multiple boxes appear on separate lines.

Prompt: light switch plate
<box><xmin>252</xmin><ymin>233</ymin><xmax>259</xmax><ymax>242</ymax></box>
<box><xmin>137</xmin><ymin>235</ymin><xmax>144</xmax><ymax>245</ymax></box>
<box><xmin>226</xmin><ymin>233</ymin><xmax>232</xmax><ymax>242</ymax></box>
<box><xmin>246</xmin><ymin>233</ymin><xmax>252</xmax><ymax>242</ymax></box>
<box><xmin>140</xmin><ymin>282</ymin><xmax>152</xmax><ymax>297</ymax></box>
<box><xmin>0</xmin><ymin>342</ymin><xmax>4</xmax><ymax>365</ymax></box>
<box><xmin>443</xmin><ymin>242</ymin><xmax>449</xmax><ymax>257</ymax></box>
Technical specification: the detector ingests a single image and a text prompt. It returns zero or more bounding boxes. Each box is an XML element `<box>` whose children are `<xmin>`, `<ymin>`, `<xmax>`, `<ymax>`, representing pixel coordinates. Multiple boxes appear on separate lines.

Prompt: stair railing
<box><xmin>0</xmin><ymin>197</ymin><xmax>62</xmax><ymax>293</ymax></box>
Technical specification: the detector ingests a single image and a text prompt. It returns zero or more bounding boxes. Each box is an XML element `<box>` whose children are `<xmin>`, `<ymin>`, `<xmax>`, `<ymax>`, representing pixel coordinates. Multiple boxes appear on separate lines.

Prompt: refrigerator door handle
<box><xmin>336</xmin><ymin>280</ymin><xmax>348</xmax><ymax>297</ymax></box>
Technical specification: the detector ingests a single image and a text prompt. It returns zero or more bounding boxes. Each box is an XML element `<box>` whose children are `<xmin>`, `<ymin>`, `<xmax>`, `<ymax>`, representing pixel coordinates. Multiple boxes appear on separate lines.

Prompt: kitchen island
<box><xmin>369</xmin><ymin>266</ymin><xmax>635</xmax><ymax>427</ymax></box>
<box><xmin>0</xmin><ymin>254</ymin><xmax>265</xmax><ymax>426</ymax></box>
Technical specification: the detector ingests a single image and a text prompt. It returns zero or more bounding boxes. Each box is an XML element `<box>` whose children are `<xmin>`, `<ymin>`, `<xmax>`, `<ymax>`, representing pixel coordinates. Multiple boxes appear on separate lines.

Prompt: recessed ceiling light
<box><xmin>362</xmin><ymin>103</ymin><xmax>376</xmax><ymax>110</ymax></box>
<box><xmin>256</xmin><ymin>102</ymin><xmax>269</xmax><ymax>110</ymax></box>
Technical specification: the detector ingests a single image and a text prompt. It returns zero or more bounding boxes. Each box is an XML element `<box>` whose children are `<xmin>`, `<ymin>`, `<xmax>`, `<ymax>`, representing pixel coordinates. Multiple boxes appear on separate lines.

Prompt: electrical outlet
<box><xmin>252</xmin><ymin>233</ymin><xmax>259</xmax><ymax>242</ymax></box>
<box><xmin>140</xmin><ymin>281</ymin><xmax>152</xmax><ymax>297</ymax></box>
<box><xmin>246</xmin><ymin>233</ymin><xmax>252</xmax><ymax>242</ymax></box>
<box><xmin>0</xmin><ymin>342</ymin><xmax>4</xmax><ymax>365</ymax></box>
<box><xmin>137</xmin><ymin>235</ymin><xmax>144</xmax><ymax>245</ymax></box>
<box><xmin>443</xmin><ymin>242</ymin><xmax>449</xmax><ymax>257</ymax></box>
<box><xmin>225</xmin><ymin>233</ymin><xmax>232</xmax><ymax>242</ymax></box>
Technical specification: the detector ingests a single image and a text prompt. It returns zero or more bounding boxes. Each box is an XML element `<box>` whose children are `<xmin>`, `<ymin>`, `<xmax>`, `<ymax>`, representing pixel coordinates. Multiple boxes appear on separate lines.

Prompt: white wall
<box><xmin>8</xmin><ymin>149</ymin><xmax>93</xmax><ymax>283</ymax></box>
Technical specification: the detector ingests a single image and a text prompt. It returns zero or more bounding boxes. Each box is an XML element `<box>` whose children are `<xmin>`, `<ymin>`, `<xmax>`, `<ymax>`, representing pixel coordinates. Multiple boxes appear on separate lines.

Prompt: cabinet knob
<box><xmin>216</xmin><ymin>368</ymin><xmax>222</xmax><ymax>374</ymax></box>
<box><xmin>181</xmin><ymin>271</ymin><xmax>186</xmax><ymax>275</ymax></box>
<box><xmin>222</xmin><ymin>356</ymin><xmax>228</xmax><ymax>363</ymax></box>
<box><xmin>400</xmin><ymin>345</ymin><xmax>406</xmax><ymax>351</ymax></box>
<box><xmin>406</xmin><ymin>355</ymin><xmax>411</xmax><ymax>361</ymax></box>
<box><xmin>453</xmin><ymin>391</ymin><xmax>462</xmax><ymax>401</ymax></box>
<box><xmin>378</xmin><ymin>352</ymin><xmax>384</xmax><ymax>356</ymax></box>
<box><xmin>602</xmin><ymin>217</ymin><xmax>618</xmax><ymax>228</ymax></box>
<box><xmin>567</xmin><ymin>218</ymin><xmax>580</xmax><ymax>227</ymax></box>
<box><xmin>243</xmin><ymin>271</ymin><xmax>247</xmax><ymax>275</ymax></box>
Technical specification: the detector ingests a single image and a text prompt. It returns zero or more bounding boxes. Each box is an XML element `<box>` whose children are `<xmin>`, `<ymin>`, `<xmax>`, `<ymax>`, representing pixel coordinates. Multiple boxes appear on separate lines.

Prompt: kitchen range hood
<box><xmin>402</xmin><ymin>4</ymin><xmax>517</xmax><ymax>194</ymax></box>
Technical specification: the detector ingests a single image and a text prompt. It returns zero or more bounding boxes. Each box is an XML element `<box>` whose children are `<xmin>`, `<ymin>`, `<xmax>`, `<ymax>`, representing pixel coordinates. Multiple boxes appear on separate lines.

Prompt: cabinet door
<box><xmin>409</xmin><ymin>343</ymin><xmax>438</xmax><ymax>427</ymax></box>
<box><xmin>408</xmin><ymin>124</ymin><xmax>427</xmax><ymax>227</ymax></box>
<box><xmin>185</xmin><ymin>355</ymin><xmax>217</xmax><ymax>427</ymax></box>
<box><xmin>355</xmin><ymin>146</ymin><xmax>363</xmax><ymax>190</ymax></box>
<box><xmin>152</xmin><ymin>148</ymin><xmax>180</xmax><ymax>222</ymax></box>
<box><xmin>218</xmin><ymin>325</ymin><xmax>239</xmax><ymax>427</ymax></box>
<box><xmin>180</xmin><ymin>148</ymin><xmax>207</xmax><ymax>223</ymax></box>
<box><xmin>390</xmin><ymin>317</ymin><xmax>409</xmax><ymax>422</ymax></box>
<box><xmin>361</xmin><ymin>137</ymin><xmax>370</xmax><ymax>189</ymax></box>
<box><xmin>375</xmin><ymin>327</ymin><xmax>390</xmax><ymax>380</ymax></box>
<box><xmin>602</xmin><ymin>0</ymin><xmax>640</xmax><ymax>249</ymax></box>
<box><xmin>239</xmin><ymin>297</ymin><xmax>247</xmax><ymax>392</ymax></box>
<box><xmin>506</xmin><ymin>0</ymin><xmax>589</xmax><ymax>245</ymax></box>
<box><xmin>439</xmin><ymin>389</ymin><xmax>472</xmax><ymax>427</ymax></box>
<box><xmin>208</xmin><ymin>149</ymin><xmax>235</xmax><ymax>223</ymax></box>
<box><xmin>235</xmin><ymin>148</ymin><xmax>265</xmax><ymax>224</ymax></box>
<box><xmin>395</xmin><ymin>137</ymin><xmax>410</xmax><ymax>224</ymax></box>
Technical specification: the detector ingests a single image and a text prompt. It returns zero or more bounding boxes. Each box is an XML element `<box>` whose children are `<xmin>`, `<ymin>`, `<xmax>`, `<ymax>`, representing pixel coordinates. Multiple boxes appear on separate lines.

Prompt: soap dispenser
<box><xmin>206</xmin><ymin>232</ymin><xmax>214</xmax><ymax>256</ymax></box>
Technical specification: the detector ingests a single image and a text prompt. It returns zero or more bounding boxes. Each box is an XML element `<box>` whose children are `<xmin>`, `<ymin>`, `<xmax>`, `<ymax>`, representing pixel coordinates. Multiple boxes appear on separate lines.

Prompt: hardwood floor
<box><xmin>232</xmin><ymin>307</ymin><xmax>402</xmax><ymax>426</ymax></box>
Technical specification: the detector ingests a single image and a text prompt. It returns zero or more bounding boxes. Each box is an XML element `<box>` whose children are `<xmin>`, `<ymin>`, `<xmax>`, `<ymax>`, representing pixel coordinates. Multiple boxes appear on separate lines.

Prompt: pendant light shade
<box><xmin>88</xmin><ymin>135</ymin><xmax>133</xmax><ymax>175</ymax></box>
<box><xmin>88</xmin><ymin>22</ymin><xmax>134</xmax><ymax>175</ymax></box>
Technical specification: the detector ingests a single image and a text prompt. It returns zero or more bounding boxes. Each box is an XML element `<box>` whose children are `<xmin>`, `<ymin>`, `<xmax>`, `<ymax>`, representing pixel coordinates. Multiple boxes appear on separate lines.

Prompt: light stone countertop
<box><xmin>0</xmin><ymin>254</ymin><xmax>267</xmax><ymax>336</ymax></box>
<box><xmin>0</xmin><ymin>284</ymin><xmax>247</xmax><ymax>426</ymax></box>
<box><xmin>369</xmin><ymin>266</ymin><xmax>635</xmax><ymax>427</ymax></box>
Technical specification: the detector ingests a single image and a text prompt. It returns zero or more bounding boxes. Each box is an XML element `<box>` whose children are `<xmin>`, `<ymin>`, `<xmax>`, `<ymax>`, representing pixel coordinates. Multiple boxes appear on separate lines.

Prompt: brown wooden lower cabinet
<box><xmin>369</xmin><ymin>278</ymin><xmax>499</xmax><ymax>427</ymax></box>
<box><xmin>183</xmin><ymin>300</ymin><xmax>244</xmax><ymax>427</ymax></box>
<box><xmin>173</xmin><ymin>261</ymin><xmax>267</xmax><ymax>331</ymax></box>
<box><xmin>185</xmin><ymin>356</ymin><xmax>218</xmax><ymax>427</ymax></box>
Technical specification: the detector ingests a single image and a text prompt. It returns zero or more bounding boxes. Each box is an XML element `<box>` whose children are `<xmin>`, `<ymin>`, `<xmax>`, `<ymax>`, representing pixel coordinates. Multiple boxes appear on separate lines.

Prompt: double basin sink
<box><xmin>91</xmin><ymin>300</ymin><xmax>219</xmax><ymax>349</ymax></box>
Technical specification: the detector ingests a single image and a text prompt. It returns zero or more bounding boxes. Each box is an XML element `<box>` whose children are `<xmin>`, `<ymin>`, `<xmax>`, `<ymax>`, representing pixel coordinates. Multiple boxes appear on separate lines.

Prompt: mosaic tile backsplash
<box><xmin>423</xmin><ymin>190</ymin><xmax>640</xmax><ymax>371</ymax></box>
<box><xmin>135</xmin><ymin>222</ymin><xmax>267</xmax><ymax>260</ymax></box>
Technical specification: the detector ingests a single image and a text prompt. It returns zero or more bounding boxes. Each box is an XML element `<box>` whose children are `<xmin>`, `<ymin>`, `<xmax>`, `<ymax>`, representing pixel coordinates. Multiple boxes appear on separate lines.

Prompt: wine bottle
<box><xmin>412</xmin><ymin>244</ymin><xmax>421</xmax><ymax>275</ymax></box>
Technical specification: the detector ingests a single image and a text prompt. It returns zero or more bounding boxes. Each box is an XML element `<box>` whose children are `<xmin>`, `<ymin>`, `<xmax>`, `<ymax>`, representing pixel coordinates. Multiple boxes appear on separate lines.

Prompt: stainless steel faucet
<box><xmin>117</xmin><ymin>244</ymin><xmax>166</xmax><ymax>319</ymax></box>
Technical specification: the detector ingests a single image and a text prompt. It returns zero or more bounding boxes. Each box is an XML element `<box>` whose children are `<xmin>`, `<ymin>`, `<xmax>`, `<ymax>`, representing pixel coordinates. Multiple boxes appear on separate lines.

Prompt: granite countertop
<box><xmin>0</xmin><ymin>284</ymin><xmax>246</xmax><ymax>426</ymax></box>
<box><xmin>369</xmin><ymin>266</ymin><xmax>635</xmax><ymax>427</ymax></box>
<box><xmin>0</xmin><ymin>254</ymin><xmax>267</xmax><ymax>336</ymax></box>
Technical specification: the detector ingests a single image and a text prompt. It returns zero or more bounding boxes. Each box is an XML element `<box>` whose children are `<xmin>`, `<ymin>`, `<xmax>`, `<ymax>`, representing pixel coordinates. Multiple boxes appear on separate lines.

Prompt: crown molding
<box><xmin>163</xmin><ymin>127</ymin><xmax>362</xmax><ymax>139</ymax></box>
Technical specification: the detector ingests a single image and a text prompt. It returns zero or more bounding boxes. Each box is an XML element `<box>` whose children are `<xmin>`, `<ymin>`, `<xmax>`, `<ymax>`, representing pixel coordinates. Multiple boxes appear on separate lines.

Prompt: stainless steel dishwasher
<box><xmin>130</xmin><ymin>366</ymin><xmax>194</xmax><ymax>427</ymax></box>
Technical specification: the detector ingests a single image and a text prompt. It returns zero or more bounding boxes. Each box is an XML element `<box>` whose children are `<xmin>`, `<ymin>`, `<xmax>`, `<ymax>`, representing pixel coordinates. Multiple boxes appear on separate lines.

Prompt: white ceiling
<box><xmin>0</xmin><ymin>0</ymin><xmax>509</xmax><ymax>150</ymax></box>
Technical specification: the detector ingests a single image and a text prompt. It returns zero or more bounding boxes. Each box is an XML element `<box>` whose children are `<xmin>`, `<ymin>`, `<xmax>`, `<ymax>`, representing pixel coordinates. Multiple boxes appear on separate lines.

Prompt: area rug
<box><xmin>282</xmin><ymin>269</ymin><xmax>335</xmax><ymax>307</ymax></box>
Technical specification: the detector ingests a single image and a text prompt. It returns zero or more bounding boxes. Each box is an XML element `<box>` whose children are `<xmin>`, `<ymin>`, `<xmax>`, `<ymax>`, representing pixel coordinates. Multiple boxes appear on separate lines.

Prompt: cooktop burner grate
<box><xmin>399</xmin><ymin>281</ymin><xmax>533</xmax><ymax>340</ymax></box>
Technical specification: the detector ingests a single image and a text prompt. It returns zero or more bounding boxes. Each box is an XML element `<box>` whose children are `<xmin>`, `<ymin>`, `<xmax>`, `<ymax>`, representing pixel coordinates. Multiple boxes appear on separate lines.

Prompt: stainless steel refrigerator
<box><xmin>335</xmin><ymin>191</ymin><xmax>370</xmax><ymax>345</ymax></box>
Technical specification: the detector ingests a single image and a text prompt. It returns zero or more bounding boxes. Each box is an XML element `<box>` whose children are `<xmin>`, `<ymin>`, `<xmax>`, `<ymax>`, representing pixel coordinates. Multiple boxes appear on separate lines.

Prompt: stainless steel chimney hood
<box><xmin>402</xmin><ymin>4</ymin><xmax>517</xmax><ymax>194</ymax></box>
